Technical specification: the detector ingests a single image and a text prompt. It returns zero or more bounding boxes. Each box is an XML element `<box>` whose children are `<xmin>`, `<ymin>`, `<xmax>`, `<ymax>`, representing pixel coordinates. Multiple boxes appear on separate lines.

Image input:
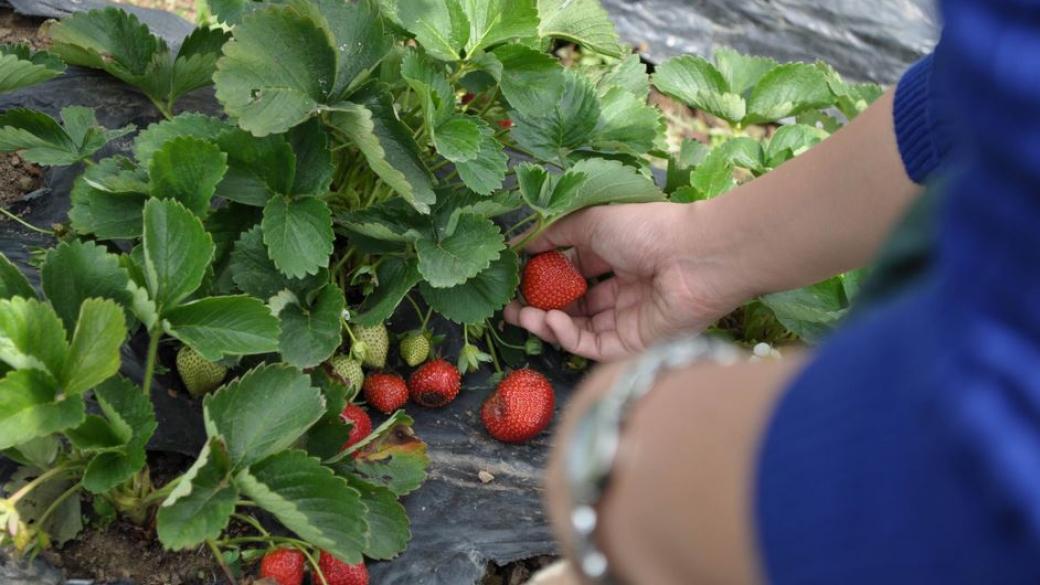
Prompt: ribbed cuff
<box><xmin>893</xmin><ymin>53</ymin><xmax>942</xmax><ymax>184</ymax></box>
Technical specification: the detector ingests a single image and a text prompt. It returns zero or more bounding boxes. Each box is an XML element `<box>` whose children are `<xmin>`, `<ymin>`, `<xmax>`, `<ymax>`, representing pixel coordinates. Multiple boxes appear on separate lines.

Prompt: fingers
<box><xmin>504</xmin><ymin>301</ymin><xmax>559</xmax><ymax>344</ymax></box>
<box><xmin>525</xmin><ymin>209</ymin><xmax>600</xmax><ymax>255</ymax></box>
<box><xmin>545</xmin><ymin>311</ymin><xmax>630</xmax><ymax>361</ymax></box>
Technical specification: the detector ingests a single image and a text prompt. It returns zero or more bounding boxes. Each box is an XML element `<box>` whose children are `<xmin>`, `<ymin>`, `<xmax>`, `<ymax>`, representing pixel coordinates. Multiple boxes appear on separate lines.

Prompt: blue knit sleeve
<box><xmin>893</xmin><ymin>50</ymin><xmax>951</xmax><ymax>183</ymax></box>
<box><xmin>755</xmin><ymin>0</ymin><xmax>1040</xmax><ymax>582</ymax></box>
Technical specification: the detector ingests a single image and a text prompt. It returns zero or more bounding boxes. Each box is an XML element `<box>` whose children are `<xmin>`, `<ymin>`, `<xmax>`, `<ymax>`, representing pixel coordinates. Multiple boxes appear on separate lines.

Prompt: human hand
<box><xmin>505</xmin><ymin>202</ymin><xmax>748</xmax><ymax>361</ymax></box>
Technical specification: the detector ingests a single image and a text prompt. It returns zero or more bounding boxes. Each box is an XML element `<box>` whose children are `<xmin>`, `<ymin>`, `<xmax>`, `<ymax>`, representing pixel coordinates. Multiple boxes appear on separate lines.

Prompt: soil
<box><xmin>481</xmin><ymin>556</ymin><xmax>557</xmax><ymax>585</ymax></box>
<box><xmin>0</xmin><ymin>9</ymin><xmax>46</xmax><ymax>48</ymax></box>
<box><xmin>0</xmin><ymin>153</ymin><xmax>44</xmax><ymax>220</ymax></box>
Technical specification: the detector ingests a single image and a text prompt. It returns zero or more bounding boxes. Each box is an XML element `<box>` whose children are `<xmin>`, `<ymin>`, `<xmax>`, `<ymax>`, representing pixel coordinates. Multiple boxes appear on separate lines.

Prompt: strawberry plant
<box><xmin>0</xmin><ymin>0</ymin><xmax>882</xmax><ymax>579</ymax></box>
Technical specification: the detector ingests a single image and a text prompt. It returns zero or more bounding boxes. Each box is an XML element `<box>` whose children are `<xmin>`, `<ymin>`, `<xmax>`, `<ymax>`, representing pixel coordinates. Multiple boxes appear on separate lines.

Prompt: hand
<box><xmin>505</xmin><ymin>202</ymin><xmax>748</xmax><ymax>361</ymax></box>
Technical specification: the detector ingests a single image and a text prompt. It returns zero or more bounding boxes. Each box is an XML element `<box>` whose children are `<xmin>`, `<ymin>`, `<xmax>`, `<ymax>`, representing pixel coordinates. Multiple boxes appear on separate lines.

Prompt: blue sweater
<box><xmin>756</xmin><ymin>0</ymin><xmax>1040</xmax><ymax>583</ymax></box>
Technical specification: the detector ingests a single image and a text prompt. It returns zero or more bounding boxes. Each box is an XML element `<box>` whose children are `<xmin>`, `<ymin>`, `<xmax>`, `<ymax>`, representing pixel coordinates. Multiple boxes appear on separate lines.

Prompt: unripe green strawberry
<box><xmin>328</xmin><ymin>354</ymin><xmax>364</xmax><ymax>391</ymax></box>
<box><xmin>176</xmin><ymin>346</ymin><xmax>226</xmax><ymax>398</ymax></box>
<box><xmin>355</xmin><ymin>324</ymin><xmax>389</xmax><ymax>369</ymax></box>
<box><xmin>399</xmin><ymin>332</ymin><xmax>430</xmax><ymax>367</ymax></box>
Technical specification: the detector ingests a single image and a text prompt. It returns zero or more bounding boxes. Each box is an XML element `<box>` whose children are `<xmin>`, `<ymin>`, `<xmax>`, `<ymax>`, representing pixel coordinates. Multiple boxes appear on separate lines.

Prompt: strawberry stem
<box><xmin>483</xmin><ymin>331</ymin><xmax>502</xmax><ymax>373</ymax></box>
<box><xmin>206</xmin><ymin>539</ymin><xmax>238</xmax><ymax>585</ymax></box>
<box><xmin>141</xmin><ymin>329</ymin><xmax>161</xmax><ymax>397</ymax></box>
<box><xmin>0</xmin><ymin>206</ymin><xmax>52</xmax><ymax>236</ymax></box>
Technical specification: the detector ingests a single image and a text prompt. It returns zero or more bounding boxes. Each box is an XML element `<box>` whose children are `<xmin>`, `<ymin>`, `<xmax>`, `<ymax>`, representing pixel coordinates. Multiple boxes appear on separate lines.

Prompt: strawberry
<box><xmin>461</xmin><ymin>92</ymin><xmax>476</xmax><ymax>105</ymax></box>
<box><xmin>497</xmin><ymin>119</ymin><xmax>513</xmax><ymax>129</ymax></box>
<box><xmin>363</xmin><ymin>373</ymin><xmax>409</xmax><ymax>414</ymax></box>
<box><xmin>327</xmin><ymin>354</ymin><xmax>364</xmax><ymax>391</ymax></box>
<box><xmin>481</xmin><ymin>369</ymin><xmax>555</xmax><ymax>443</ymax></box>
<box><xmin>521</xmin><ymin>251</ymin><xmax>587</xmax><ymax>311</ymax></box>
<box><xmin>259</xmin><ymin>548</ymin><xmax>305</xmax><ymax>585</ymax></box>
<box><xmin>408</xmin><ymin>359</ymin><xmax>461</xmax><ymax>408</ymax></box>
<box><xmin>355</xmin><ymin>324</ymin><xmax>389</xmax><ymax>369</ymax></box>
<box><xmin>339</xmin><ymin>404</ymin><xmax>373</xmax><ymax>450</ymax></box>
<box><xmin>399</xmin><ymin>331</ymin><xmax>430</xmax><ymax>367</ymax></box>
<box><xmin>316</xmin><ymin>550</ymin><xmax>368</xmax><ymax>585</ymax></box>
<box><xmin>176</xmin><ymin>346</ymin><xmax>226</xmax><ymax>398</ymax></box>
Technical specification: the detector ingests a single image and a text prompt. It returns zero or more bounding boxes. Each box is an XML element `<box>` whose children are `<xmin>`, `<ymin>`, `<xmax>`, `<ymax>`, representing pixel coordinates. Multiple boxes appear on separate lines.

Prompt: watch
<box><xmin>564</xmin><ymin>335</ymin><xmax>741</xmax><ymax>584</ymax></box>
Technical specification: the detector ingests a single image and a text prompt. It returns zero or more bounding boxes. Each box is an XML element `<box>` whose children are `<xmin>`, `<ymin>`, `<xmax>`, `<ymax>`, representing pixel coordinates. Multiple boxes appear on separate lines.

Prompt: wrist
<box><xmin>675</xmin><ymin>199</ymin><xmax>762</xmax><ymax>308</ymax></box>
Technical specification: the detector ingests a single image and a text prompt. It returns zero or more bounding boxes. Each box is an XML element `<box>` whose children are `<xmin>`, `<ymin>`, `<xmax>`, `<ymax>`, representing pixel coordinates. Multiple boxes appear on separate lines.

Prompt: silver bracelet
<box><xmin>564</xmin><ymin>335</ymin><xmax>741</xmax><ymax>584</ymax></box>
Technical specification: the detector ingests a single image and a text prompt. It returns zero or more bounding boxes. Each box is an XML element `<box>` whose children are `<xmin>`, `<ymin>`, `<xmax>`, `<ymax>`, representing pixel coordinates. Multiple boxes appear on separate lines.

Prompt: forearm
<box><xmin>546</xmin><ymin>354</ymin><xmax>808</xmax><ymax>583</ymax></box>
<box><xmin>686</xmin><ymin>89</ymin><xmax>920</xmax><ymax>299</ymax></box>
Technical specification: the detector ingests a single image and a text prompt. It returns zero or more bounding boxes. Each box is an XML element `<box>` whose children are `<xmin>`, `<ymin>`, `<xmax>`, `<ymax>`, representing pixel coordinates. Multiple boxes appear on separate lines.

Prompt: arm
<box><xmin>507</xmin><ymin>88</ymin><xmax>922</xmax><ymax>360</ymax></box>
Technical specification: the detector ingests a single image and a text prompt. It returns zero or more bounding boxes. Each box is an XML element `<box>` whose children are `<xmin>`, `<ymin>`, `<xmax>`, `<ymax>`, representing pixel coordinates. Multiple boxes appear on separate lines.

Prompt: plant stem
<box><xmin>0</xmin><ymin>207</ymin><xmax>52</xmax><ymax>235</ymax></box>
<box><xmin>206</xmin><ymin>539</ymin><xmax>238</xmax><ymax>585</ymax></box>
<box><xmin>405</xmin><ymin>294</ymin><xmax>425</xmax><ymax>324</ymax></box>
<box><xmin>483</xmin><ymin>331</ymin><xmax>502</xmax><ymax>373</ymax></box>
<box><xmin>33</xmin><ymin>482</ymin><xmax>81</xmax><ymax>529</ymax></box>
<box><xmin>510</xmin><ymin>215</ymin><xmax>547</xmax><ymax>252</ymax></box>
<box><xmin>420</xmin><ymin>306</ymin><xmax>434</xmax><ymax>331</ymax></box>
<box><xmin>141</xmin><ymin>329</ymin><xmax>161</xmax><ymax>397</ymax></box>
<box><xmin>476</xmin><ymin>86</ymin><xmax>500</xmax><ymax>117</ymax></box>
<box><xmin>231</xmin><ymin>512</ymin><xmax>269</xmax><ymax>537</ymax></box>
<box><xmin>487</xmin><ymin>325</ymin><xmax>527</xmax><ymax>351</ymax></box>
<box><xmin>504</xmin><ymin>213</ymin><xmax>538</xmax><ymax>237</ymax></box>
<box><xmin>139</xmin><ymin>473</ymin><xmax>180</xmax><ymax>506</ymax></box>
<box><xmin>300</xmin><ymin>547</ymin><xmax>327</xmax><ymax>585</ymax></box>
<box><xmin>6</xmin><ymin>465</ymin><xmax>75</xmax><ymax>506</ymax></box>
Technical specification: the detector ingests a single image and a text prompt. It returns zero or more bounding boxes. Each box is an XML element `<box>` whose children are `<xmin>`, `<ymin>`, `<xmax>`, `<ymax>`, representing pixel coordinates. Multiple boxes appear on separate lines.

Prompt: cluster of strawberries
<box><xmin>260</xmin><ymin>548</ymin><xmax>367</xmax><ymax>585</ymax></box>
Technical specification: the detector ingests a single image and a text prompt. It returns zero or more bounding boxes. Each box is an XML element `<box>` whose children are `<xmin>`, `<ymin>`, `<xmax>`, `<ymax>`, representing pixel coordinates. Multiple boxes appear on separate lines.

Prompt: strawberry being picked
<box><xmin>521</xmin><ymin>251</ymin><xmax>587</xmax><ymax>311</ymax></box>
<box><xmin>316</xmin><ymin>550</ymin><xmax>368</xmax><ymax>585</ymax></box>
<box><xmin>339</xmin><ymin>404</ymin><xmax>372</xmax><ymax>451</ymax></box>
<box><xmin>259</xmin><ymin>547</ymin><xmax>305</xmax><ymax>585</ymax></box>
<box><xmin>363</xmin><ymin>372</ymin><xmax>409</xmax><ymax>414</ymax></box>
<box><xmin>482</xmin><ymin>369</ymin><xmax>555</xmax><ymax>443</ymax></box>
<box><xmin>408</xmin><ymin>358</ymin><xmax>461</xmax><ymax>408</ymax></box>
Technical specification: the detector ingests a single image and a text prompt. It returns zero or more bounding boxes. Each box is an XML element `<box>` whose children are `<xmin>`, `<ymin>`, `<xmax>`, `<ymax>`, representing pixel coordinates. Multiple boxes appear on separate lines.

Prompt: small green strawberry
<box><xmin>355</xmin><ymin>324</ymin><xmax>389</xmax><ymax>369</ymax></box>
<box><xmin>399</xmin><ymin>331</ymin><xmax>430</xmax><ymax>367</ymax></box>
<box><xmin>328</xmin><ymin>354</ymin><xmax>364</xmax><ymax>391</ymax></box>
<box><xmin>176</xmin><ymin>346</ymin><xmax>227</xmax><ymax>398</ymax></box>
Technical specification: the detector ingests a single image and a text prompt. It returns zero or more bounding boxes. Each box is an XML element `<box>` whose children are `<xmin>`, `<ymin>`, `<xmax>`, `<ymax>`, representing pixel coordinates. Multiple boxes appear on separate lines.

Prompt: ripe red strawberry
<box><xmin>461</xmin><ymin>92</ymin><xmax>476</xmax><ymax>105</ymax></box>
<box><xmin>316</xmin><ymin>551</ymin><xmax>368</xmax><ymax>585</ymax></box>
<box><xmin>340</xmin><ymin>404</ymin><xmax>372</xmax><ymax>450</ymax></box>
<box><xmin>497</xmin><ymin>119</ymin><xmax>513</xmax><ymax>129</ymax></box>
<box><xmin>521</xmin><ymin>251</ymin><xmax>588</xmax><ymax>311</ymax></box>
<box><xmin>408</xmin><ymin>359</ymin><xmax>461</xmax><ymax>408</ymax></box>
<box><xmin>362</xmin><ymin>373</ymin><xmax>409</xmax><ymax>414</ymax></box>
<box><xmin>481</xmin><ymin>369</ymin><xmax>555</xmax><ymax>443</ymax></box>
<box><xmin>259</xmin><ymin>548</ymin><xmax>305</xmax><ymax>585</ymax></box>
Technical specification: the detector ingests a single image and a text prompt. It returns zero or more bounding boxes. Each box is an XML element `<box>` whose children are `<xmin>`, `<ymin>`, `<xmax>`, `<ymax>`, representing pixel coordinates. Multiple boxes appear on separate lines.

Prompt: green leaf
<box><xmin>287</xmin><ymin>118</ymin><xmax>334</xmax><ymax>196</ymax></box>
<box><xmin>665</xmin><ymin>139</ymin><xmax>708</xmax><ymax>194</ymax></box>
<box><xmin>353</xmin><ymin>257</ymin><xmax>422</xmax><ymax>327</ymax></box>
<box><xmin>462</xmin><ymin>0</ymin><xmax>539</xmax><ymax>56</ymax></box>
<box><xmin>713</xmin><ymin>48</ymin><xmax>777</xmax><ymax>97</ymax></box>
<box><xmin>5</xmin><ymin>466</ymin><xmax>83</xmax><ymax>546</ymax></box>
<box><xmin>213</xmin><ymin>5</ymin><xmax>335</xmax><ymax>136</ymax></box>
<box><xmin>519</xmin><ymin>158</ymin><xmax>665</xmax><ymax>219</ymax></box>
<box><xmin>0</xmin><ymin>252</ymin><xmax>35</xmax><ymax>301</ymax></box>
<box><xmin>148</xmin><ymin>137</ymin><xmax>228</xmax><ymax>218</ymax></box>
<box><xmin>68</xmin><ymin>157</ymin><xmax>149</xmax><ymax>240</ymax></box>
<box><xmin>0</xmin><ymin>369</ymin><xmax>84</xmax><ymax>450</ymax></box>
<box><xmin>279</xmin><ymin>284</ymin><xmax>344</xmax><ymax>369</ymax></box>
<box><xmin>416</xmin><ymin>214</ymin><xmax>504</xmax><ymax>288</ymax></box>
<box><xmin>157</xmin><ymin>437</ymin><xmax>237</xmax><ymax>550</ymax></box>
<box><xmin>595</xmin><ymin>54</ymin><xmax>650</xmax><ymax>100</ymax></box>
<box><xmin>720</xmin><ymin>137</ymin><xmax>766</xmax><ymax>174</ymax></box>
<box><xmin>0</xmin><ymin>297</ymin><xmax>67</xmax><ymax>376</ymax></box>
<box><xmin>593</xmin><ymin>86</ymin><xmax>662</xmax><ymax>155</ymax></box>
<box><xmin>216</xmin><ymin>129</ymin><xmax>295</xmax><ymax>206</ymax></box>
<box><xmin>0</xmin><ymin>44</ymin><xmax>65</xmax><ymax>95</ymax></box>
<box><xmin>337</xmin><ymin>418</ymin><xmax>428</xmax><ymax>496</ymax></box>
<box><xmin>347</xmin><ymin>476</ymin><xmax>411</xmax><ymax>560</ymax></box>
<box><xmin>433</xmin><ymin>115</ymin><xmax>482</xmax><ymax>162</ymax></box>
<box><xmin>261</xmin><ymin>195</ymin><xmax>333</xmax><ymax>279</ymax></box>
<box><xmin>760</xmin><ymin>277</ymin><xmax>849</xmax><ymax>344</ymax></box>
<box><xmin>133</xmin><ymin>113</ymin><xmax>232</xmax><ymax>168</ymax></box>
<box><xmin>170</xmin><ymin>27</ymin><xmax>232</xmax><ymax>103</ymax></box>
<box><xmin>327</xmin><ymin>88</ymin><xmax>437</xmax><ymax>214</ymax></box>
<box><xmin>745</xmin><ymin>63</ymin><xmax>834</xmax><ymax>125</ymax></box>
<box><xmin>81</xmin><ymin>376</ymin><xmax>157</xmax><ymax>493</ymax></box>
<box><xmin>236</xmin><ymin>450</ymin><xmax>367</xmax><ymax>563</ymax></box>
<box><xmin>688</xmin><ymin>147</ymin><xmax>735</xmax><ymax>200</ymax></box>
<box><xmin>400</xmin><ymin>49</ymin><xmax>455</xmax><ymax>129</ymax></box>
<box><xmin>455</xmin><ymin>126</ymin><xmax>508</xmax><ymax>194</ymax></box>
<box><xmin>493</xmin><ymin>44</ymin><xmax>565</xmax><ymax>117</ymax></box>
<box><xmin>511</xmin><ymin>71</ymin><xmax>600</xmax><ymax>161</ymax></box>
<box><xmin>66</xmin><ymin>415</ymin><xmax>124</xmax><ymax>452</ymax></box>
<box><xmin>142</xmin><ymin>198</ymin><xmax>215</xmax><ymax>311</ymax></box>
<box><xmin>765</xmin><ymin>124</ymin><xmax>828</xmax><ymax>167</ymax></box>
<box><xmin>397</xmin><ymin>0</ymin><xmax>470</xmax><ymax>61</ymax></box>
<box><xmin>0</xmin><ymin>107</ymin><xmax>132</xmax><ymax>166</ymax></box>
<box><xmin>537</xmin><ymin>0</ymin><xmax>623</xmax><ymax>57</ymax></box>
<box><xmin>652</xmin><ymin>55</ymin><xmax>745</xmax><ymax>123</ymax></box>
<box><xmin>165</xmin><ymin>295</ymin><xmax>280</xmax><ymax>361</ymax></box>
<box><xmin>420</xmin><ymin>249</ymin><xmax>518</xmax><ymax>324</ymax></box>
<box><xmin>230</xmin><ymin>225</ymin><xmax>326</xmax><ymax>300</ymax></box>
<box><xmin>204</xmin><ymin>364</ymin><xmax>325</xmax><ymax>468</ymax></box>
<box><xmin>41</xmin><ymin>240</ymin><xmax>128</xmax><ymax>333</ymax></box>
<box><xmin>333</xmin><ymin>198</ymin><xmax>426</xmax><ymax>245</ymax></box>
<box><xmin>61</xmin><ymin>299</ymin><xmax>126</xmax><ymax>397</ymax></box>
